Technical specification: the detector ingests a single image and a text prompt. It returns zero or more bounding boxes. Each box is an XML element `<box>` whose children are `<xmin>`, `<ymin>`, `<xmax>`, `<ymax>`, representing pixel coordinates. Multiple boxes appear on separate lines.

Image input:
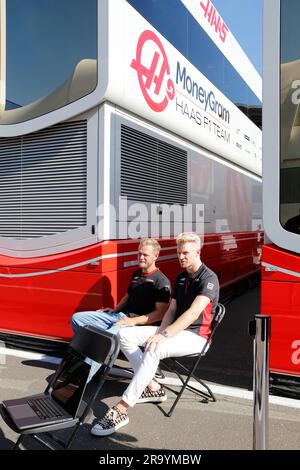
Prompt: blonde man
<box><xmin>91</xmin><ymin>232</ymin><xmax>219</xmax><ymax>436</ymax></box>
<box><xmin>71</xmin><ymin>238</ymin><xmax>171</xmax><ymax>377</ymax></box>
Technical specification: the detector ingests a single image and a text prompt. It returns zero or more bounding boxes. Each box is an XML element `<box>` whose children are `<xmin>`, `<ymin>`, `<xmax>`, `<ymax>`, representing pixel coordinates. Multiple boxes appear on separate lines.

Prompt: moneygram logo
<box><xmin>131</xmin><ymin>30</ymin><xmax>175</xmax><ymax>112</ymax></box>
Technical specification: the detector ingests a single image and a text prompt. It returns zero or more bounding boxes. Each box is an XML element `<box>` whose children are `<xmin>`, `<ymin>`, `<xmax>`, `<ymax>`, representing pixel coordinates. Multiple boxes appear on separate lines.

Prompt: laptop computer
<box><xmin>2</xmin><ymin>348</ymin><xmax>91</xmax><ymax>430</ymax></box>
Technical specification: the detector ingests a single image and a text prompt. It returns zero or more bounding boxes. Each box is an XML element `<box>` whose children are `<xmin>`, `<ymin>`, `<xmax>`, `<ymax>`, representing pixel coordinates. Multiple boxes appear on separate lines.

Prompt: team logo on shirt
<box><xmin>207</xmin><ymin>282</ymin><xmax>214</xmax><ymax>290</ymax></box>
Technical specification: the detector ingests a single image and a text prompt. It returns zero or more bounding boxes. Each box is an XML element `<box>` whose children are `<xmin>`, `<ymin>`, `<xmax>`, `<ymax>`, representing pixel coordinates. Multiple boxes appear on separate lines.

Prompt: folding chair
<box><xmin>0</xmin><ymin>325</ymin><xmax>119</xmax><ymax>450</ymax></box>
<box><xmin>160</xmin><ymin>303</ymin><xmax>226</xmax><ymax>417</ymax></box>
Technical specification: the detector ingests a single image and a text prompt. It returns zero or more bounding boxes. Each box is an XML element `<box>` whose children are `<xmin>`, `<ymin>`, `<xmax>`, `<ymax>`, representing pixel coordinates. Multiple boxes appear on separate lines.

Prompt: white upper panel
<box><xmin>105</xmin><ymin>0</ymin><xmax>262</xmax><ymax>176</ymax></box>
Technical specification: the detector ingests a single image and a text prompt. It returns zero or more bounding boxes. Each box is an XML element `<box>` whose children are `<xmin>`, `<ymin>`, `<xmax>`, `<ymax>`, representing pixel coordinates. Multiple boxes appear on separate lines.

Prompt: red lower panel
<box><xmin>262</xmin><ymin>280</ymin><xmax>300</xmax><ymax>376</ymax></box>
<box><xmin>262</xmin><ymin>244</ymin><xmax>300</xmax><ymax>377</ymax></box>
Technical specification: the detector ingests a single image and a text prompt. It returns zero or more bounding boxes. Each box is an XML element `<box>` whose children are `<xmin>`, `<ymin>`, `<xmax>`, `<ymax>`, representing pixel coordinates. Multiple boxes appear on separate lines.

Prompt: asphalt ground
<box><xmin>0</xmin><ymin>285</ymin><xmax>300</xmax><ymax>451</ymax></box>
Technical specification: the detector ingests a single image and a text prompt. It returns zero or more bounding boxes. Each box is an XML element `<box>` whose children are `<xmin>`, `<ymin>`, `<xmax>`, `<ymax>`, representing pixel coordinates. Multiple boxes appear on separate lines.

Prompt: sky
<box><xmin>212</xmin><ymin>0</ymin><xmax>263</xmax><ymax>75</ymax></box>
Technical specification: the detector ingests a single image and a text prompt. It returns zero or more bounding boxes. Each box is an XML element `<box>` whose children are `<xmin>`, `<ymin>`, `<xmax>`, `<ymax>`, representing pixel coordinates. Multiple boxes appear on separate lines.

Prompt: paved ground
<box><xmin>0</xmin><ymin>285</ymin><xmax>300</xmax><ymax>451</ymax></box>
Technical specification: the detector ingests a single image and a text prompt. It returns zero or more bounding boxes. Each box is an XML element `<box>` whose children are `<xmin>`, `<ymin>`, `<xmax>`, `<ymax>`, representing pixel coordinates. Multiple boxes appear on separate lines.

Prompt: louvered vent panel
<box><xmin>0</xmin><ymin>121</ymin><xmax>87</xmax><ymax>239</ymax></box>
<box><xmin>157</xmin><ymin>140</ymin><xmax>187</xmax><ymax>204</ymax></box>
<box><xmin>121</xmin><ymin>125</ymin><xmax>187</xmax><ymax>204</ymax></box>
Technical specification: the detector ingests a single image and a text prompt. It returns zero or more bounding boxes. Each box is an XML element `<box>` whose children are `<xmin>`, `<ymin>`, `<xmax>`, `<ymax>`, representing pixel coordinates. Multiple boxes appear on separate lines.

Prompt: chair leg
<box><xmin>163</xmin><ymin>356</ymin><xmax>216</xmax><ymax>416</ymax></box>
<box><xmin>159</xmin><ymin>360</ymin><xmax>192</xmax><ymax>416</ymax></box>
<box><xmin>31</xmin><ymin>433</ymin><xmax>58</xmax><ymax>450</ymax></box>
<box><xmin>13</xmin><ymin>435</ymin><xmax>23</xmax><ymax>450</ymax></box>
<box><xmin>189</xmin><ymin>377</ymin><xmax>216</xmax><ymax>402</ymax></box>
<box><xmin>167</xmin><ymin>384</ymin><xmax>186</xmax><ymax>418</ymax></box>
<box><xmin>65</xmin><ymin>423</ymin><xmax>82</xmax><ymax>450</ymax></box>
<box><xmin>167</xmin><ymin>365</ymin><xmax>197</xmax><ymax>417</ymax></box>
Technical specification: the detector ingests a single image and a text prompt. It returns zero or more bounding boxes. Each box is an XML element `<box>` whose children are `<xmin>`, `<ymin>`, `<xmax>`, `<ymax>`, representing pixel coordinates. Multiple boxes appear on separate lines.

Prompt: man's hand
<box><xmin>96</xmin><ymin>307</ymin><xmax>114</xmax><ymax>313</ymax></box>
<box><xmin>144</xmin><ymin>333</ymin><xmax>167</xmax><ymax>352</ymax></box>
<box><xmin>115</xmin><ymin>317</ymin><xmax>136</xmax><ymax>327</ymax></box>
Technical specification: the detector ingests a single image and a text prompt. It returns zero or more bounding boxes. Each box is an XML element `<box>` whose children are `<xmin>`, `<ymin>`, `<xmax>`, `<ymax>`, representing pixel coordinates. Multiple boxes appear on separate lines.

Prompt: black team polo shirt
<box><xmin>173</xmin><ymin>264</ymin><xmax>219</xmax><ymax>338</ymax></box>
<box><xmin>124</xmin><ymin>268</ymin><xmax>171</xmax><ymax>317</ymax></box>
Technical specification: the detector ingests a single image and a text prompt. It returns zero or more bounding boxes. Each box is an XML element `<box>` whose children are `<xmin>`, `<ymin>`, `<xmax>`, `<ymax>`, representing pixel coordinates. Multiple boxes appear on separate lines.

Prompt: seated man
<box><xmin>71</xmin><ymin>238</ymin><xmax>171</xmax><ymax>375</ymax></box>
<box><xmin>91</xmin><ymin>232</ymin><xmax>219</xmax><ymax>436</ymax></box>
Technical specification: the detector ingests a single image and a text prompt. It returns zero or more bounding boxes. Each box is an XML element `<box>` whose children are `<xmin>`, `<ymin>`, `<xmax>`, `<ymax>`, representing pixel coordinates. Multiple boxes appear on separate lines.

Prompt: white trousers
<box><xmin>118</xmin><ymin>326</ymin><xmax>207</xmax><ymax>407</ymax></box>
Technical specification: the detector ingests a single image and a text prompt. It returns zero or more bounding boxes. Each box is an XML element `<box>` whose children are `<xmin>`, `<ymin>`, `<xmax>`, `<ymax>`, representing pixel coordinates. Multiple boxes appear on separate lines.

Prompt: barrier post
<box><xmin>249</xmin><ymin>315</ymin><xmax>271</xmax><ymax>450</ymax></box>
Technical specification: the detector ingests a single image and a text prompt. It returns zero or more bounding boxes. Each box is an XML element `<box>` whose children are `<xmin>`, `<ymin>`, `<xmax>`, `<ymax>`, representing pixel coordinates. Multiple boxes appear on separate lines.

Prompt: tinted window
<box><xmin>0</xmin><ymin>0</ymin><xmax>98</xmax><ymax>125</ymax></box>
<box><xmin>280</xmin><ymin>0</ymin><xmax>300</xmax><ymax>234</ymax></box>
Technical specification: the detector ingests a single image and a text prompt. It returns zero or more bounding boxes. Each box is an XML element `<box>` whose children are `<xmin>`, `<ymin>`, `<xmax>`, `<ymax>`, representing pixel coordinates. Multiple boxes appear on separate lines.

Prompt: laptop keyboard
<box><xmin>27</xmin><ymin>398</ymin><xmax>65</xmax><ymax>420</ymax></box>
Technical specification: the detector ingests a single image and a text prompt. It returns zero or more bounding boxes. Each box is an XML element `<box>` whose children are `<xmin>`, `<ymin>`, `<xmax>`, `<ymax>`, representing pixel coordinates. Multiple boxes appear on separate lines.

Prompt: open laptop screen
<box><xmin>51</xmin><ymin>350</ymin><xmax>91</xmax><ymax>416</ymax></box>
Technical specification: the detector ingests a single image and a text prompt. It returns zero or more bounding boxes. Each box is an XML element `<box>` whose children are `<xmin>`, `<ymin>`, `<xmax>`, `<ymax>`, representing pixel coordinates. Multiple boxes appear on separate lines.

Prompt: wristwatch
<box><xmin>160</xmin><ymin>329</ymin><xmax>169</xmax><ymax>338</ymax></box>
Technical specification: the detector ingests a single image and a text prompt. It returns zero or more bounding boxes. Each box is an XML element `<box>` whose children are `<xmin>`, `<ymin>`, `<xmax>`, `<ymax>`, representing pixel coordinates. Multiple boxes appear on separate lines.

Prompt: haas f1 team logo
<box><xmin>131</xmin><ymin>30</ymin><xmax>175</xmax><ymax>112</ymax></box>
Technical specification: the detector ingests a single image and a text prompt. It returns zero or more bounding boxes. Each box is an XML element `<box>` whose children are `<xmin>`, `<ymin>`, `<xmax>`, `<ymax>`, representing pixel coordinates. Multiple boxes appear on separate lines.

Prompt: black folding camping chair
<box><xmin>0</xmin><ymin>325</ymin><xmax>119</xmax><ymax>450</ymax></box>
<box><xmin>160</xmin><ymin>303</ymin><xmax>226</xmax><ymax>417</ymax></box>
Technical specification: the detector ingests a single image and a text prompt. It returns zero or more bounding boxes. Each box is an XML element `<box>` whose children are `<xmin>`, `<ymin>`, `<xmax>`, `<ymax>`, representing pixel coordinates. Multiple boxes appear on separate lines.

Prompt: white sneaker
<box><xmin>137</xmin><ymin>385</ymin><xmax>167</xmax><ymax>403</ymax></box>
<box><xmin>91</xmin><ymin>406</ymin><xmax>129</xmax><ymax>437</ymax></box>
